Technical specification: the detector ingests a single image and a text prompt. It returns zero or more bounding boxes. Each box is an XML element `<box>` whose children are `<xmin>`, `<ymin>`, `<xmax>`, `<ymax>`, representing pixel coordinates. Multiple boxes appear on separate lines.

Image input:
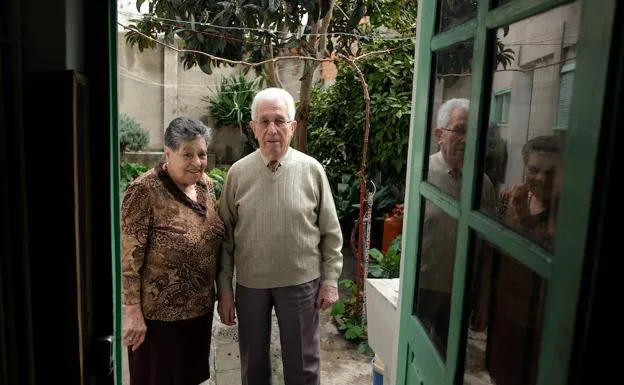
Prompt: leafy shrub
<box><xmin>368</xmin><ymin>235</ymin><xmax>402</xmax><ymax>279</ymax></box>
<box><xmin>203</xmin><ymin>75</ymin><xmax>262</xmax><ymax>130</ymax></box>
<box><xmin>308</xmin><ymin>38</ymin><xmax>414</xmax><ymax>188</ymax></box>
<box><xmin>120</xmin><ymin>162</ymin><xmax>149</xmax><ymax>192</ymax></box>
<box><xmin>205</xmin><ymin>167</ymin><xmax>228</xmax><ymax>200</ymax></box>
<box><xmin>119</xmin><ymin>113</ymin><xmax>149</xmax><ymax>152</ymax></box>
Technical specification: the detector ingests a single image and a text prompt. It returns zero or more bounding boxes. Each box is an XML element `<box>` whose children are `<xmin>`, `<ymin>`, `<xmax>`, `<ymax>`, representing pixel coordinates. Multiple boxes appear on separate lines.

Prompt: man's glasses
<box><xmin>441</xmin><ymin>125</ymin><xmax>467</xmax><ymax>135</ymax></box>
<box><xmin>254</xmin><ymin>118</ymin><xmax>293</xmax><ymax>129</ymax></box>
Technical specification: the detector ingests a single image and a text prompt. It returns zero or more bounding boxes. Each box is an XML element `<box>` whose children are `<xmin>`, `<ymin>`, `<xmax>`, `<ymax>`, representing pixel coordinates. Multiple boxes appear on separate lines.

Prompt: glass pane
<box><xmin>480</xmin><ymin>1</ymin><xmax>582</xmax><ymax>251</ymax></box>
<box><xmin>427</xmin><ymin>40</ymin><xmax>474</xmax><ymax>198</ymax></box>
<box><xmin>438</xmin><ymin>0</ymin><xmax>478</xmax><ymax>33</ymax></box>
<box><xmin>464</xmin><ymin>235</ymin><xmax>547</xmax><ymax>385</ymax></box>
<box><xmin>413</xmin><ymin>199</ymin><xmax>459</xmax><ymax>359</ymax></box>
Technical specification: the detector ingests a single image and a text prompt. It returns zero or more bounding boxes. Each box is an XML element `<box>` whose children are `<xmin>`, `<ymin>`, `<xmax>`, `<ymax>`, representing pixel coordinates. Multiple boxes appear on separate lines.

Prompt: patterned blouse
<box><xmin>497</xmin><ymin>183</ymin><xmax>556</xmax><ymax>249</ymax></box>
<box><xmin>121</xmin><ymin>163</ymin><xmax>225</xmax><ymax>321</ymax></box>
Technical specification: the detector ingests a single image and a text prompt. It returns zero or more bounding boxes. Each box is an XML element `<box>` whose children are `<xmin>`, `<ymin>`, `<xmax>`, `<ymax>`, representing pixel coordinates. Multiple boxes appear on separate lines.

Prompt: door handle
<box><xmin>98</xmin><ymin>335</ymin><xmax>114</xmax><ymax>376</ymax></box>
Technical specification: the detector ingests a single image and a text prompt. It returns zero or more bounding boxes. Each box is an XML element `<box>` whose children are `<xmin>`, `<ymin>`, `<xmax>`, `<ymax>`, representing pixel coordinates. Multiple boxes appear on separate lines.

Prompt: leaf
<box><xmin>268</xmin><ymin>0</ymin><xmax>279</xmax><ymax>13</ymax></box>
<box><xmin>331</xmin><ymin>300</ymin><xmax>345</xmax><ymax>316</ymax></box>
<box><xmin>368</xmin><ymin>264</ymin><xmax>384</xmax><ymax>278</ymax></box>
<box><xmin>369</xmin><ymin>248</ymin><xmax>384</xmax><ymax>263</ymax></box>
<box><xmin>199</xmin><ymin>60</ymin><xmax>213</xmax><ymax>74</ymax></box>
<box><xmin>345</xmin><ymin>324</ymin><xmax>363</xmax><ymax>340</ymax></box>
<box><xmin>358</xmin><ymin>341</ymin><xmax>373</xmax><ymax>355</ymax></box>
<box><xmin>136</xmin><ymin>0</ymin><xmax>146</xmax><ymax>13</ymax></box>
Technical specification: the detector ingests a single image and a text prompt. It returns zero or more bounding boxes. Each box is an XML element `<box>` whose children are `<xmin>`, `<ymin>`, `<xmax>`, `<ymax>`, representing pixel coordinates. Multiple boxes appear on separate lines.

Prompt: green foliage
<box><xmin>119</xmin><ymin>113</ymin><xmax>150</xmax><ymax>152</ymax></box>
<box><xmin>307</xmin><ymin>111</ymin><xmax>356</xmax><ymax>191</ymax></box>
<box><xmin>357</xmin><ymin>341</ymin><xmax>374</xmax><ymax>356</ymax></box>
<box><xmin>339</xmin><ymin>320</ymin><xmax>363</xmax><ymax>341</ymax></box>
<box><xmin>330</xmin><ymin>300</ymin><xmax>346</xmax><ymax>317</ymax></box>
<box><xmin>367</xmin><ymin>0</ymin><xmax>418</xmax><ymax>35</ymax></box>
<box><xmin>205</xmin><ymin>167</ymin><xmax>228</xmax><ymax>200</ymax></box>
<box><xmin>308</xmin><ymin>37</ymin><xmax>415</xmax><ymax>187</ymax></box>
<box><xmin>125</xmin><ymin>1</ymin><xmax>364</xmax><ymax>76</ymax></box>
<box><xmin>120</xmin><ymin>162</ymin><xmax>149</xmax><ymax>192</ymax></box>
<box><xmin>368</xmin><ymin>234</ymin><xmax>402</xmax><ymax>278</ymax></box>
<box><xmin>331</xmin><ymin>279</ymin><xmax>366</xmax><ymax>342</ymax></box>
<box><xmin>203</xmin><ymin>75</ymin><xmax>262</xmax><ymax>130</ymax></box>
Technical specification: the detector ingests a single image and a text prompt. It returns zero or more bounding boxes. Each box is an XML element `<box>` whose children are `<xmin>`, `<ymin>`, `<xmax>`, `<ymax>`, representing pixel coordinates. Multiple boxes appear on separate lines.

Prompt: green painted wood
<box><xmin>537</xmin><ymin>0</ymin><xmax>616</xmax><ymax>383</ymax></box>
<box><xmin>468</xmin><ymin>212</ymin><xmax>553</xmax><ymax>278</ymax></box>
<box><xmin>419</xmin><ymin>182</ymin><xmax>461</xmax><ymax>219</ymax></box>
<box><xmin>395</xmin><ymin>0</ymin><xmax>445</xmax><ymax>382</ymax></box>
<box><xmin>365</xmin><ymin>0</ymin><xmax>618</xmax><ymax>384</ymax></box>
<box><xmin>445</xmin><ymin>1</ymin><xmax>493</xmax><ymax>382</ymax></box>
<box><xmin>108</xmin><ymin>0</ymin><xmax>122</xmax><ymax>383</ymax></box>
<box><xmin>487</xmin><ymin>0</ymin><xmax>572</xmax><ymax>29</ymax></box>
<box><xmin>431</xmin><ymin>20</ymin><xmax>477</xmax><ymax>52</ymax></box>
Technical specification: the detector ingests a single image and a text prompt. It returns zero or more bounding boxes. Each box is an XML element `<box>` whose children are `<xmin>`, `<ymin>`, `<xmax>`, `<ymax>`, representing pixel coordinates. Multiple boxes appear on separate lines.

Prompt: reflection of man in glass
<box><xmin>416</xmin><ymin>98</ymin><xmax>496</xmax><ymax>355</ymax></box>
<box><xmin>485</xmin><ymin>135</ymin><xmax>563</xmax><ymax>385</ymax></box>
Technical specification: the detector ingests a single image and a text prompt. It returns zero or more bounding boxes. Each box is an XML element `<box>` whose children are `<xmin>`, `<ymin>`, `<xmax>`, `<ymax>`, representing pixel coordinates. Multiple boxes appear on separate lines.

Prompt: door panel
<box><xmin>414</xmin><ymin>200</ymin><xmax>459</xmax><ymax>359</ymax></box>
<box><xmin>396</xmin><ymin>1</ymin><xmax>616</xmax><ymax>385</ymax></box>
<box><xmin>464</xmin><ymin>235</ymin><xmax>548</xmax><ymax>385</ymax></box>
<box><xmin>479</xmin><ymin>2</ymin><xmax>581</xmax><ymax>252</ymax></box>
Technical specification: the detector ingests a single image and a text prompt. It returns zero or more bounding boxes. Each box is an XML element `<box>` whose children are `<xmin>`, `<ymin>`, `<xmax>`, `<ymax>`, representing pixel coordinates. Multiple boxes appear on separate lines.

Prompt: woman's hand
<box><xmin>123</xmin><ymin>304</ymin><xmax>147</xmax><ymax>351</ymax></box>
<box><xmin>217</xmin><ymin>292</ymin><xmax>237</xmax><ymax>326</ymax></box>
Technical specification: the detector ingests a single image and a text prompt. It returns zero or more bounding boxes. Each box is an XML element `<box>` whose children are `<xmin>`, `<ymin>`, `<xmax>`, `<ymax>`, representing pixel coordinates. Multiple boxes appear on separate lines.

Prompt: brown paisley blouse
<box><xmin>121</xmin><ymin>162</ymin><xmax>225</xmax><ymax>321</ymax></box>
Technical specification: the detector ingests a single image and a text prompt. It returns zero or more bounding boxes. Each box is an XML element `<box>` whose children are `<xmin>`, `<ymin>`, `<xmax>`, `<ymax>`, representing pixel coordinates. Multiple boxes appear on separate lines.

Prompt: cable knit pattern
<box><xmin>217</xmin><ymin>149</ymin><xmax>343</xmax><ymax>294</ymax></box>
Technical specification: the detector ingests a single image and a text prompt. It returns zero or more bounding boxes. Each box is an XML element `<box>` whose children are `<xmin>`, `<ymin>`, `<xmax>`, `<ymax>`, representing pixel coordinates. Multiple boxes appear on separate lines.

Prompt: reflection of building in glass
<box><xmin>490</xmin><ymin>2</ymin><xmax>579</xmax><ymax>190</ymax></box>
<box><xmin>431</xmin><ymin>2</ymin><xmax>580</xmax><ymax>193</ymax></box>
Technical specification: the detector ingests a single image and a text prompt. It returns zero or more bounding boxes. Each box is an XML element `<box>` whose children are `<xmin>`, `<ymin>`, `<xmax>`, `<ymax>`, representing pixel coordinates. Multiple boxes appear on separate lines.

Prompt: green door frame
<box><xmin>396</xmin><ymin>0</ymin><xmax>618</xmax><ymax>384</ymax></box>
<box><xmin>108</xmin><ymin>0</ymin><xmax>122</xmax><ymax>383</ymax></box>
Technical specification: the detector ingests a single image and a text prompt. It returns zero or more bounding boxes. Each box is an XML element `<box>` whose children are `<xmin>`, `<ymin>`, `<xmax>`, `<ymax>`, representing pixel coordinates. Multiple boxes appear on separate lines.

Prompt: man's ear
<box><xmin>249</xmin><ymin>121</ymin><xmax>259</xmax><ymax>139</ymax></box>
<box><xmin>434</xmin><ymin>127</ymin><xmax>443</xmax><ymax>139</ymax></box>
<box><xmin>290</xmin><ymin>120</ymin><xmax>298</xmax><ymax>135</ymax></box>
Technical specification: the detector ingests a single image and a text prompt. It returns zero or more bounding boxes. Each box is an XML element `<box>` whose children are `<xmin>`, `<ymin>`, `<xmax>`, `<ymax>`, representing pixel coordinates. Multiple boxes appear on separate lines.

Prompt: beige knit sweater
<box><xmin>217</xmin><ymin>148</ymin><xmax>343</xmax><ymax>294</ymax></box>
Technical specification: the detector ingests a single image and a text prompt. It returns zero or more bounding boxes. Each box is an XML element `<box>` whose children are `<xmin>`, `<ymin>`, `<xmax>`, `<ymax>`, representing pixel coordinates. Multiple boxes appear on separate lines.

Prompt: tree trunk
<box><xmin>265</xmin><ymin>41</ymin><xmax>283</xmax><ymax>87</ymax></box>
<box><xmin>295</xmin><ymin>61</ymin><xmax>317</xmax><ymax>152</ymax></box>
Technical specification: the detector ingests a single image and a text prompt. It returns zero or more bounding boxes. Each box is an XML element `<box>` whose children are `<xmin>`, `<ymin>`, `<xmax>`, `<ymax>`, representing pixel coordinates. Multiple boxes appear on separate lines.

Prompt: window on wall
<box><xmin>490</xmin><ymin>89</ymin><xmax>511</xmax><ymax>127</ymax></box>
<box><xmin>554</xmin><ymin>61</ymin><xmax>576</xmax><ymax>131</ymax></box>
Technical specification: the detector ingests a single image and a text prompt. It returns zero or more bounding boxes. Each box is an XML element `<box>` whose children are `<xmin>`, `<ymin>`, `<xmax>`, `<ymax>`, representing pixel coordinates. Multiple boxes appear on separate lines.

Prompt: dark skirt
<box><xmin>128</xmin><ymin>312</ymin><xmax>213</xmax><ymax>385</ymax></box>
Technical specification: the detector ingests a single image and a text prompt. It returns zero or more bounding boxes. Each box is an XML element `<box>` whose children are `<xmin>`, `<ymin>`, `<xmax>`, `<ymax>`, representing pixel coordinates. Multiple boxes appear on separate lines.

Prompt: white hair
<box><xmin>436</xmin><ymin>98</ymin><xmax>469</xmax><ymax>129</ymax></box>
<box><xmin>251</xmin><ymin>87</ymin><xmax>296</xmax><ymax>121</ymax></box>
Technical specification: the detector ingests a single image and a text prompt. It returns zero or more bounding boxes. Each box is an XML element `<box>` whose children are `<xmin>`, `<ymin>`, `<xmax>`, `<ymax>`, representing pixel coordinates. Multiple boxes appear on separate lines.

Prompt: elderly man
<box><xmin>217</xmin><ymin>87</ymin><xmax>343</xmax><ymax>385</ymax></box>
<box><xmin>416</xmin><ymin>98</ymin><xmax>496</xmax><ymax>353</ymax></box>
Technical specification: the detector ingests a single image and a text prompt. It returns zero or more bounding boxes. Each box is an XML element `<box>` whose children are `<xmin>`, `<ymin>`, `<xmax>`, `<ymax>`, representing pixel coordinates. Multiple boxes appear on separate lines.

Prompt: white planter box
<box><xmin>365</xmin><ymin>278</ymin><xmax>400</xmax><ymax>385</ymax></box>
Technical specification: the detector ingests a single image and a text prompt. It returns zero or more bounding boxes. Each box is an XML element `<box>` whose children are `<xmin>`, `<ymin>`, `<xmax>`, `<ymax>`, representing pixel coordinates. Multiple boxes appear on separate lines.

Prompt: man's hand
<box><xmin>316</xmin><ymin>284</ymin><xmax>339</xmax><ymax>311</ymax></box>
<box><xmin>123</xmin><ymin>304</ymin><xmax>147</xmax><ymax>351</ymax></box>
<box><xmin>217</xmin><ymin>292</ymin><xmax>237</xmax><ymax>325</ymax></box>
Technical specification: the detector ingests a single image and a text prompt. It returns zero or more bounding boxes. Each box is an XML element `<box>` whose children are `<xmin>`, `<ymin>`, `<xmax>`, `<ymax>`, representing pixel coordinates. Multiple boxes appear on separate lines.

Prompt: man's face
<box><xmin>524</xmin><ymin>152</ymin><xmax>561</xmax><ymax>202</ymax></box>
<box><xmin>435</xmin><ymin>107</ymin><xmax>468</xmax><ymax>170</ymax></box>
<box><xmin>251</xmin><ymin>99</ymin><xmax>297</xmax><ymax>161</ymax></box>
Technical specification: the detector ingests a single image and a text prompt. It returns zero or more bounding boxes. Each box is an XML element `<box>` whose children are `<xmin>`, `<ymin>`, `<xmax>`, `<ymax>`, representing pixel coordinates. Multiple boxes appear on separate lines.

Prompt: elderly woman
<box><xmin>121</xmin><ymin>116</ymin><xmax>224</xmax><ymax>385</ymax></box>
<box><xmin>485</xmin><ymin>134</ymin><xmax>563</xmax><ymax>385</ymax></box>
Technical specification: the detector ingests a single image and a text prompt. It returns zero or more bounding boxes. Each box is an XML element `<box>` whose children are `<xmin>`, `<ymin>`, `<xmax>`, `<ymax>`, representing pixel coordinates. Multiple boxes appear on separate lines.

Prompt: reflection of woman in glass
<box><xmin>486</xmin><ymin>135</ymin><xmax>562</xmax><ymax>385</ymax></box>
<box><xmin>499</xmin><ymin>135</ymin><xmax>562</xmax><ymax>247</ymax></box>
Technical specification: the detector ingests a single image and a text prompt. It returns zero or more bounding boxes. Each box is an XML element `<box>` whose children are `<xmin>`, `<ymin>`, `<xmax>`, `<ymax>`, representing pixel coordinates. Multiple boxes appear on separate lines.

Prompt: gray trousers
<box><xmin>236</xmin><ymin>278</ymin><xmax>321</xmax><ymax>385</ymax></box>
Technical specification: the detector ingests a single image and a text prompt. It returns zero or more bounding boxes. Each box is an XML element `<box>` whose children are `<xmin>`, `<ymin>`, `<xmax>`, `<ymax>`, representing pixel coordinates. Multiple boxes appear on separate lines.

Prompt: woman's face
<box><xmin>164</xmin><ymin>137</ymin><xmax>208</xmax><ymax>187</ymax></box>
<box><xmin>524</xmin><ymin>152</ymin><xmax>561</xmax><ymax>202</ymax></box>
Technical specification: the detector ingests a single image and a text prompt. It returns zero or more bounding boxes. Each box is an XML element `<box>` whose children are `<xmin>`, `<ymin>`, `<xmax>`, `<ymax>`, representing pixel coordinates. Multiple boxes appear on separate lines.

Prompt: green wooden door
<box><xmin>396</xmin><ymin>0</ymin><xmax>617</xmax><ymax>384</ymax></box>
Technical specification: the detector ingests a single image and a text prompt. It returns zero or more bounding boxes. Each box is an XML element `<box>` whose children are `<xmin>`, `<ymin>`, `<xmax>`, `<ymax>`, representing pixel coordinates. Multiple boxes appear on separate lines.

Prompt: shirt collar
<box><xmin>432</xmin><ymin>151</ymin><xmax>462</xmax><ymax>180</ymax></box>
<box><xmin>259</xmin><ymin>147</ymin><xmax>291</xmax><ymax>167</ymax></box>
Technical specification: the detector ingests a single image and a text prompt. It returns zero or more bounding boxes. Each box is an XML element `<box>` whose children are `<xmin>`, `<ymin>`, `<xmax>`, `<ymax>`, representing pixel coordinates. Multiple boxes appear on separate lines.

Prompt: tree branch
<box><xmin>119</xmin><ymin>23</ymin><xmax>334</xmax><ymax>67</ymax></box>
<box><xmin>319</xmin><ymin>0</ymin><xmax>336</xmax><ymax>58</ymax></box>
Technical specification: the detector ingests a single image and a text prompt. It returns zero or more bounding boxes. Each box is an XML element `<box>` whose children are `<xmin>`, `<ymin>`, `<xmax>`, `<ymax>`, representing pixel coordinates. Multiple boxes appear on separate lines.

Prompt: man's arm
<box><xmin>316</xmin><ymin>167</ymin><xmax>343</xmax><ymax>288</ymax></box>
<box><xmin>217</xmin><ymin>170</ymin><xmax>237</xmax><ymax>296</ymax></box>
